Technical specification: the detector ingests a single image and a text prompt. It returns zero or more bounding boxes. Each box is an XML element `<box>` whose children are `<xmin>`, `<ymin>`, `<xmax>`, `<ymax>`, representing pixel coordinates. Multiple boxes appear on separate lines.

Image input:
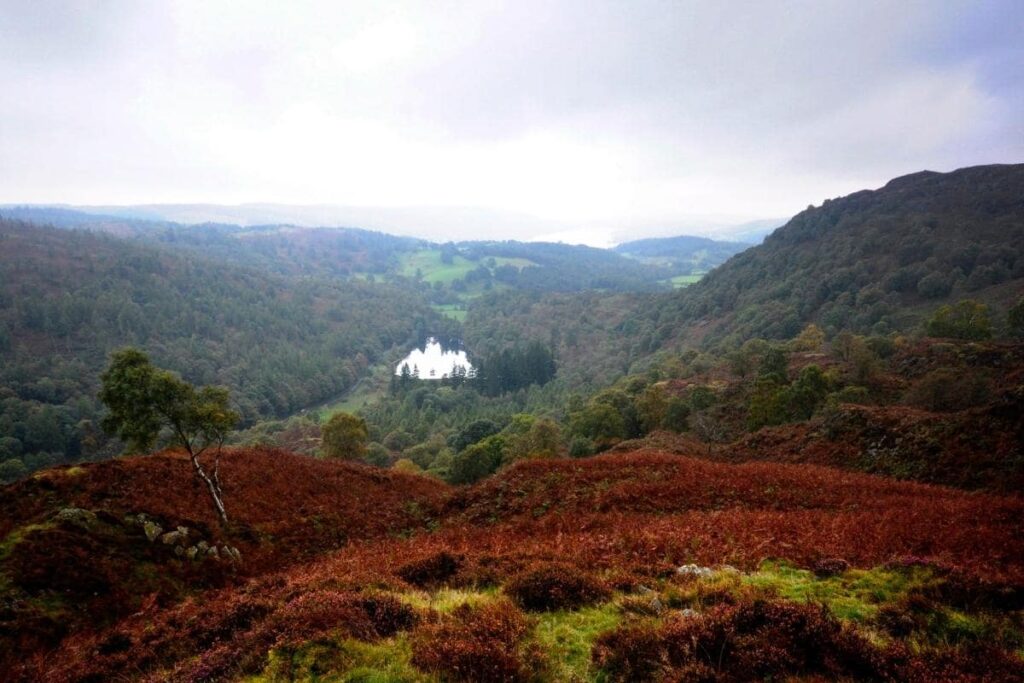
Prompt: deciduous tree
<box><xmin>99</xmin><ymin>348</ymin><xmax>239</xmax><ymax>524</ymax></box>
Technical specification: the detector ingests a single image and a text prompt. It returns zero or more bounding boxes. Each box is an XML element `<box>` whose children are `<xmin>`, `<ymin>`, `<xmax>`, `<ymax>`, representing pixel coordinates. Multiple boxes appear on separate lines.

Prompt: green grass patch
<box><xmin>665</xmin><ymin>274</ymin><xmax>703</xmax><ymax>288</ymax></box>
<box><xmin>252</xmin><ymin>635</ymin><xmax>428</xmax><ymax>682</ymax></box>
<box><xmin>530</xmin><ymin>602</ymin><xmax>622</xmax><ymax>681</ymax></box>
<box><xmin>490</xmin><ymin>257</ymin><xmax>536</xmax><ymax>270</ymax></box>
<box><xmin>743</xmin><ymin>560</ymin><xmax>936</xmax><ymax>622</ymax></box>
<box><xmin>399</xmin><ymin>250</ymin><xmax>476</xmax><ymax>285</ymax></box>
<box><xmin>399</xmin><ymin>586</ymin><xmax>499</xmax><ymax>613</ymax></box>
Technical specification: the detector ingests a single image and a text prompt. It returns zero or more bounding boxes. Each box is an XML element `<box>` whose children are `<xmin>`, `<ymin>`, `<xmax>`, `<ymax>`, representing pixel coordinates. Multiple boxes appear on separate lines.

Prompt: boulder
<box><xmin>676</xmin><ymin>564</ymin><xmax>714</xmax><ymax>578</ymax></box>
<box><xmin>143</xmin><ymin>521</ymin><xmax>163</xmax><ymax>542</ymax></box>
<box><xmin>53</xmin><ymin>507</ymin><xmax>97</xmax><ymax>530</ymax></box>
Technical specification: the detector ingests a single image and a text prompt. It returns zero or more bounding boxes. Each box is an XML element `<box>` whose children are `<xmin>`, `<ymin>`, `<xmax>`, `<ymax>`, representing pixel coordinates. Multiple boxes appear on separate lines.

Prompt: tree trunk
<box><xmin>190</xmin><ymin>454</ymin><xmax>229</xmax><ymax>525</ymax></box>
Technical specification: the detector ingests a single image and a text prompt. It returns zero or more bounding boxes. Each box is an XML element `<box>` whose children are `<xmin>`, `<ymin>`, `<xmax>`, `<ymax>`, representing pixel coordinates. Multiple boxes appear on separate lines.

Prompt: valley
<box><xmin>2</xmin><ymin>166</ymin><xmax>1023</xmax><ymax>681</ymax></box>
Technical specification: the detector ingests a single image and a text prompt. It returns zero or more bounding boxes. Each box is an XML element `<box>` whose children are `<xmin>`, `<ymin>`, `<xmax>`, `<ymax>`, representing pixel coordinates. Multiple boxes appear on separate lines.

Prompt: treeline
<box><xmin>0</xmin><ymin>219</ymin><xmax>441</xmax><ymax>479</ymax></box>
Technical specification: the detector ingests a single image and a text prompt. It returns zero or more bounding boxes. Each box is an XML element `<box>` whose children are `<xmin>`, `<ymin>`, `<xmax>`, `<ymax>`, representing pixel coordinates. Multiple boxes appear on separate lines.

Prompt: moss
<box><xmin>399</xmin><ymin>586</ymin><xmax>498</xmax><ymax>613</ymax></box>
<box><xmin>251</xmin><ymin>635</ymin><xmax>430</xmax><ymax>682</ymax></box>
<box><xmin>530</xmin><ymin>602</ymin><xmax>622</xmax><ymax>681</ymax></box>
<box><xmin>742</xmin><ymin>560</ymin><xmax>936</xmax><ymax>622</ymax></box>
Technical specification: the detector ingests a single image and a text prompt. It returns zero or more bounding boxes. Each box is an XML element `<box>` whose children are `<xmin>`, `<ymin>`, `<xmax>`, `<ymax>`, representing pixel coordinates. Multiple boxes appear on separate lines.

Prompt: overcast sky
<box><xmin>1</xmin><ymin>1</ymin><xmax>1021</xmax><ymax>242</ymax></box>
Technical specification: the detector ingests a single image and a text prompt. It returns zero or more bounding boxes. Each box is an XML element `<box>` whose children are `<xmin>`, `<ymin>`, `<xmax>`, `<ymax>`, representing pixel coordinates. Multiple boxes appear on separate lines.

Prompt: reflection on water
<box><xmin>395</xmin><ymin>337</ymin><xmax>473</xmax><ymax>380</ymax></box>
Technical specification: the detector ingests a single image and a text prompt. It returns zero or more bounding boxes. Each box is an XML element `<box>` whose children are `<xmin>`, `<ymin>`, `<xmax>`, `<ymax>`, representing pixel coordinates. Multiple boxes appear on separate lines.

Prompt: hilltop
<box><xmin>649</xmin><ymin>164</ymin><xmax>1024</xmax><ymax>347</ymax></box>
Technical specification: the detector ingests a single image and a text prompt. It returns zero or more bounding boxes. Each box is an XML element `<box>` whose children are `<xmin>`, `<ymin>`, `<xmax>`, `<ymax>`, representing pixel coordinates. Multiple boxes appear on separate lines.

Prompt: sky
<box><xmin>1</xmin><ymin>0</ymin><xmax>1021</xmax><ymax>244</ymax></box>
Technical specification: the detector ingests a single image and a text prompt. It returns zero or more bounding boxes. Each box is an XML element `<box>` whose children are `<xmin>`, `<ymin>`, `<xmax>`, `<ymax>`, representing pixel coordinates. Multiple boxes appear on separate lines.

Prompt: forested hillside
<box><xmin>645</xmin><ymin>164</ymin><xmax>1024</xmax><ymax>348</ymax></box>
<box><xmin>613</xmin><ymin>234</ymin><xmax>750</xmax><ymax>275</ymax></box>
<box><xmin>0</xmin><ymin>219</ymin><xmax>442</xmax><ymax>476</ymax></box>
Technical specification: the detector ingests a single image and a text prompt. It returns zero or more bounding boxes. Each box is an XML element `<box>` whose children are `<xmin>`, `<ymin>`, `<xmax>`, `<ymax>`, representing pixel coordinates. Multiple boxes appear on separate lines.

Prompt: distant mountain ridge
<box><xmin>614</xmin><ymin>234</ymin><xmax>752</xmax><ymax>275</ymax></box>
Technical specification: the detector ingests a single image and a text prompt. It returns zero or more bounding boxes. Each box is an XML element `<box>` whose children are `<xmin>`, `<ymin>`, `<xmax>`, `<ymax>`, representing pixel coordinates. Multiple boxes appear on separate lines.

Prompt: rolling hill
<box><xmin>613</xmin><ymin>234</ymin><xmax>751</xmax><ymax>277</ymax></box>
<box><xmin>647</xmin><ymin>164</ymin><xmax>1024</xmax><ymax>347</ymax></box>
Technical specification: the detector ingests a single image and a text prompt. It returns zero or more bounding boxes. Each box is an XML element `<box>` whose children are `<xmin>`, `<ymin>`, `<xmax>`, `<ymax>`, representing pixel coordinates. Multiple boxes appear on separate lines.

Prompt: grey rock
<box><xmin>174</xmin><ymin>545</ymin><xmax>185</xmax><ymax>557</ymax></box>
<box><xmin>676</xmin><ymin>564</ymin><xmax>714</xmax><ymax>578</ymax></box>
<box><xmin>206</xmin><ymin>545</ymin><xmax>220</xmax><ymax>559</ymax></box>
<box><xmin>680</xmin><ymin>608</ymin><xmax>698</xmax><ymax>617</ymax></box>
<box><xmin>160</xmin><ymin>530</ymin><xmax>187</xmax><ymax>546</ymax></box>
<box><xmin>143</xmin><ymin>521</ymin><xmax>163</xmax><ymax>542</ymax></box>
<box><xmin>650</xmin><ymin>596</ymin><xmax>664</xmax><ymax>614</ymax></box>
<box><xmin>54</xmin><ymin>507</ymin><xmax>97</xmax><ymax>530</ymax></box>
<box><xmin>186</xmin><ymin>546</ymin><xmax>199</xmax><ymax>560</ymax></box>
<box><xmin>197</xmin><ymin>540</ymin><xmax>209</xmax><ymax>552</ymax></box>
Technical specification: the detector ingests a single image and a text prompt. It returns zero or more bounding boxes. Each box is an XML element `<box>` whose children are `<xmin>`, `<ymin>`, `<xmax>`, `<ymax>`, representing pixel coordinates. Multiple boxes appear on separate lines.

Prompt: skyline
<box><xmin>1</xmin><ymin>1</ymin><xmax>1021</xmax><ymax>242</ymax></box>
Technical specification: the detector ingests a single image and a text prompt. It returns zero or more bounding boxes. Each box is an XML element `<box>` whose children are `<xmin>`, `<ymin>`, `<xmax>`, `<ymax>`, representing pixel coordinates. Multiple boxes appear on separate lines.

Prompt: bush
<box><xmin>593</xmin><ymin>598</ymin><xmax>884</xmax><ymax>682</ymax></box>
<box><xmin>397</xmin><ymin>551</ymin><xmax>464</xmax><ymax>589</ymax></box>
<box><xmin>813</xmin><ymin>557</ymin><xmax>851</xmax><ymax>577</ymax></box>
<box><xmin>411</xmin><ymin>600</ymin><xmax>530</xmax><ymax>682</ymax></box>
<box><xmin>504</xmin><ymin>564</ymin><xmax>610</xmax><ymax>612</ymax></box>
<box><xmin>926</xmin><ymin>300</ymin><xmax>993</xmax><ymax>341</ymax></box>
<box><xmin>904</xmin><ymin>369</ymin><xmax>991</xmax><ymax>412</ymax></box>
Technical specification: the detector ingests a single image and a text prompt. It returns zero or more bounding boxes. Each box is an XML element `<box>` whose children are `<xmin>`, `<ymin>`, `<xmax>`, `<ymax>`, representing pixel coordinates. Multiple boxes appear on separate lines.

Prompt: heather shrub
<box><xmin>505</xmin><ymin>564</ymin><xmax>610</xmax><ymax>612</ymax></box>
<box><xmin>904</xmin><ymin>368</ymin><xmax>991</xmax><ymax>412</ymax></box>
<box><xmin>594</xmin><ymin>598</ymin><xmax>886</xmax><ymax>682</ymax></box>
<box><xmin>357</xmin><ymin>594</ymin><xmax>419</xmax><ymax>636</ymax></box>
<box><xmin>411</xmin><ymin>599</ymin><xmax>530</xmax><ymax>682</ymax></box>
<box><xmin>397</xmin><ymin>551</ymin><xmax>464</xmax><ymax>588</ymax></box>
<box><xmin>813</xmin><ymin>557</ymin><xmax>850</xmax><ymax>577</ymax></box>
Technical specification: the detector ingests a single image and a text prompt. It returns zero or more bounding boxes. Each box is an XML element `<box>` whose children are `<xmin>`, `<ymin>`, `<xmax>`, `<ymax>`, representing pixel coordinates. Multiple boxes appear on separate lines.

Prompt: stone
<box><xmin>207</xmin><ymin>545</ymin><xmax>220</xmax><ymax>559</ymax></box>
<box><xmin>650</xmin><ymin>596</ymin><xmax>664</xmax><ymax>614</ymax></box>
<box><xmin>160</xmin><ymin>530</ymin><xmax>187</xmax><ymax>546</ymax></box>
<box><xmin>197</xmin><ymin>540</ymin><xmax>209</xmax><ymax>552</ymax></box>
<box><xmin>680</xmin><ymin>608</ymin><xmax>697</xmax><ymax>617</ymax></box>
<box><xmin>186</xmin><ymin>546</ymin><xmax>199</xmax><ymax>560</ymax></box>
<box><xmin>174</xmin><ymin>545</ymin><xmax>185</xmax><ymax>557</ymax></box>
<box><xmin>676</xmin><ymin>564</ymin><xmax>714</xmax><ymax>579</ymax></box>
<box><xmin>143</xmin><ymin>521</ymin><xmax>163</xmax><ymax>542</ymax></box>
<box><xmin>54</xmin><ymin>507</ymin><xmax>97</xmax><ymax>530</ymax></box>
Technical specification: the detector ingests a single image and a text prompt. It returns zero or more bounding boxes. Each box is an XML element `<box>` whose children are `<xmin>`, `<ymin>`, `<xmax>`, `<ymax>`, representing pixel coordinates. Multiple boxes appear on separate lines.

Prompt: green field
<box><xmin>398</xmin><ymin>249</ymin><xmax>477</xmax><ymax>284</ymax></box>
<box><xmin>667</xmin><ymin>273</ymin><xmax>703</xmax><ymax>288</ymax></box>
<box><xmin>490</xmin><ymin>256</ymin><xmax>536</xmax><ymax>269</ymax></box>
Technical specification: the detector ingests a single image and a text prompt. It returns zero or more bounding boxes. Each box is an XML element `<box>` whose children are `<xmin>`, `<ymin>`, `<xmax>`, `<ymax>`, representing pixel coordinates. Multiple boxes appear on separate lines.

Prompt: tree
<box><xmin>790</xmin><ymin>323</ymin><xmax>825</xmax><ymax>352</ymax></box>
<box><xmin>99</xmin><ymin>348</ymin><xmax>239</xmax><ymax>525</ymax></box>
<box><xmin>926</xmin><ymin>300</ymin><xmax>993</xmax><ymax>341</ymax></box>
<box><xmin>321</xmin><ymin>411</ymin><xmax>369</xmax><ymax>460</ymax></box>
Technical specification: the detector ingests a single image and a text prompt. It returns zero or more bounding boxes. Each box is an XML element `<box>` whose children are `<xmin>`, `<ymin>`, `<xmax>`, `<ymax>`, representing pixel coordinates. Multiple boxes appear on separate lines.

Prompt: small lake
<box><xmin>395</xmin><ymin>337</ymin><xmax>473</xmax><ymax>380</ymax></box>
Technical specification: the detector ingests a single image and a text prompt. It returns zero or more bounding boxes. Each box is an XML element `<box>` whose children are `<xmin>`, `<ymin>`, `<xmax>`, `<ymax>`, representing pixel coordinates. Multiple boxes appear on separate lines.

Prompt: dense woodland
<box><xmin>0</xmin><ymin>219</ymin><xmax>443</xmax><ymax>478</ymax></box>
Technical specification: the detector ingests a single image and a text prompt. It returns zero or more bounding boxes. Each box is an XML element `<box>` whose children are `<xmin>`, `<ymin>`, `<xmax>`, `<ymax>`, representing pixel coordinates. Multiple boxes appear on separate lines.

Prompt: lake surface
<box><xmin>395</xmin><ymin>337</ymin><xmax>473</xmax><ymax>380</ymax></box>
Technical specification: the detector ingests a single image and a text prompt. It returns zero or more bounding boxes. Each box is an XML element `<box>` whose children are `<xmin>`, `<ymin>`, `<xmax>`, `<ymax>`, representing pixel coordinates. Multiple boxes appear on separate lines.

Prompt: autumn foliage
<box><xmin>2</xmin><ymin>447</ymin><xmax>1022</xmax><ymax>680</ymax></box>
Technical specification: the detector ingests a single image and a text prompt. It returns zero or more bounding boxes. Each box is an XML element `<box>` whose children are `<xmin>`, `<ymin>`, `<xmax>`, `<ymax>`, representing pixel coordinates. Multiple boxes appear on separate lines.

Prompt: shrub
<box><xmin>321</xmin><ymin>412</ymin><xmax>369</xmax><ymax>460</ymax></box>
<box><xmin>504</xmin><ymin>564</ymin><xmax>610</xmax><ymax>612</ymax></box>
<box><xmin>411</xmin><ymin>600</ymin><xmax>529</xmax><ymax>682</ymax></box>
<box><xmin>813</xmin><ymin>557</ymin><xmax>851</xmax><ymax>577</ymax></box>
<box><xmin>926</xmin><ymin>300</ymin><xmax>993</xmax><ymax>340</ymax></box>
<box><xmin>904</xmin><ymin>368</ymin><xmax>991</xmax><ymax>412</ymax></box>
<box><xmin>397</xmin><ymin>551</ymin><xmax>464</xmax><ymax>589</ymax></box>
<box><xmin>593</xmin><ymin>598</ymin><xmax>885</xmax><ymax>682</ymax></box>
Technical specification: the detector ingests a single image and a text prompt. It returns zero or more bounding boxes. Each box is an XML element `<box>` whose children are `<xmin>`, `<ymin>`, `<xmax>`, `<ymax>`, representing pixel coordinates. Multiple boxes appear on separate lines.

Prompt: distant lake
<box><xmin>395</xmin><ymin>337</ymin><xmax>473</xmax><ymax>380</ymax></box>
